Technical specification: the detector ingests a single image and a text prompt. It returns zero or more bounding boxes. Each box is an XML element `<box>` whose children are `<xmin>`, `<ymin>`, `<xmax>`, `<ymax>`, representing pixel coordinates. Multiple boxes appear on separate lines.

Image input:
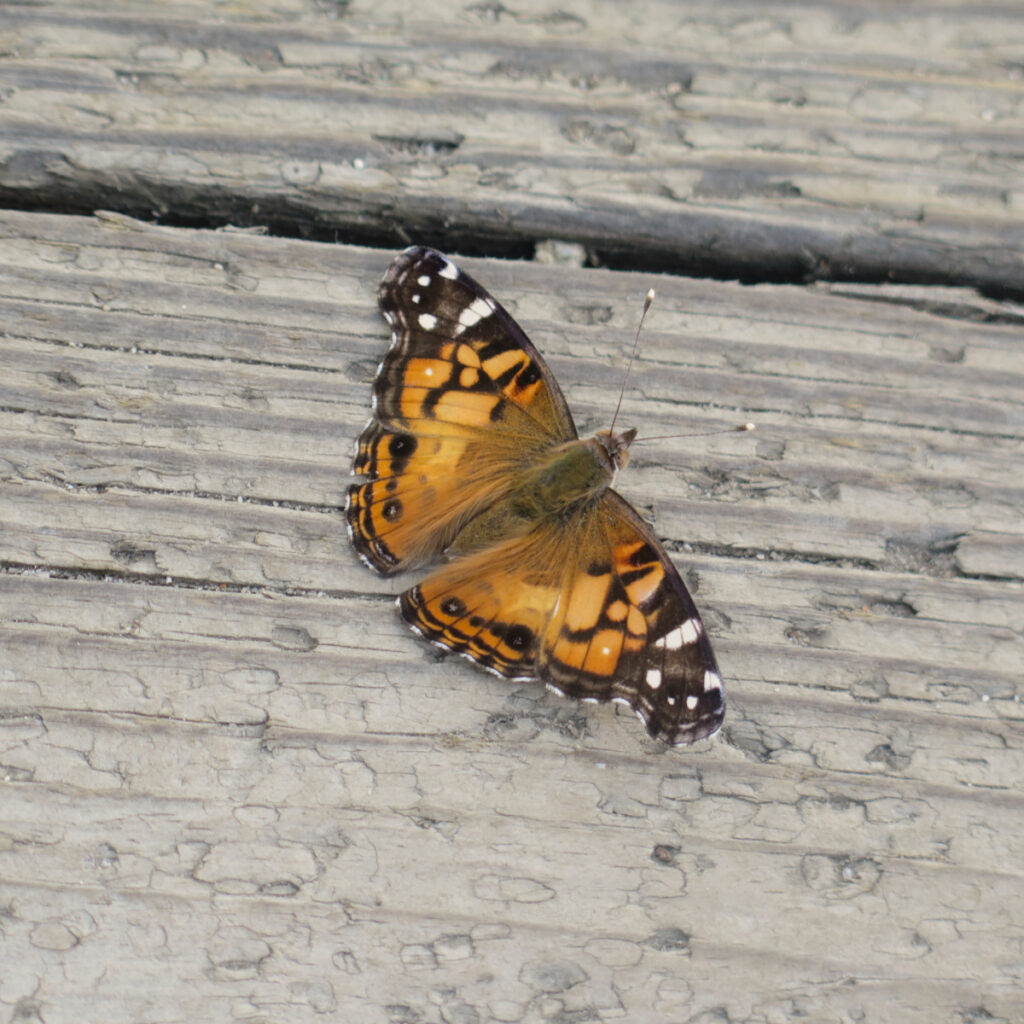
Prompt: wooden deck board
<box><xmin>1</xmin><ymin>209</ymin><xmax>1022</xmax><ymax>1022</ymax></box>
<box><xmin>2</xmin><ymin>0</ymin><xmax>1024</xmax><ymax>1019</ymax></box>
<box><xmin>1</xmin><ymin>2</ymin><xmax>1023</xmax><ymax>294</ymax></box>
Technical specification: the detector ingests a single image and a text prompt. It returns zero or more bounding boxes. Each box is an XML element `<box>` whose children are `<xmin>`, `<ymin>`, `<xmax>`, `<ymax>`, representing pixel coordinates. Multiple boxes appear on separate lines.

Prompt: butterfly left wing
<box><xmin>347</xmin><ymin>246</ymin><xmax>578</xmax><ymax>575</ymax></box>
<box><xmin>400</xmin><ymin>489</ymin><xmax>724</xmax><ymax>745</ymax></box>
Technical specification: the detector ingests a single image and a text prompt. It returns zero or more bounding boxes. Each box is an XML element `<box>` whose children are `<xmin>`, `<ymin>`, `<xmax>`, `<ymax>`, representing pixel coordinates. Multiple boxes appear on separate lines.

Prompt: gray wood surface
<box><xmin>1</xmin><ymin>0</ymin><xmax>1024</xmax><ymax>1020</ymax></box>
<box><xmin>2</xmin><ymin>210</ymin><xmax>1022</xmax><ymax>1023</ymax></box>
<box><xmin>1</xmin><ymin>2</ymin><xmax>1023</xmax><ymax>294</ymax></box>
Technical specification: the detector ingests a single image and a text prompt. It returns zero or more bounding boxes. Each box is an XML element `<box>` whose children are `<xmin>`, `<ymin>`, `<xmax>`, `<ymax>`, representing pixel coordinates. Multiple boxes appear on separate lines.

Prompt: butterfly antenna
<box><xmin>636</xmin><ymin>422</ymin><xmax>756</xmax><ymax>443</ymax></box>
<box><xmin>609</xmin><ymin>288</ymin><xmax>656</xmax><ymax>436</ymax></box>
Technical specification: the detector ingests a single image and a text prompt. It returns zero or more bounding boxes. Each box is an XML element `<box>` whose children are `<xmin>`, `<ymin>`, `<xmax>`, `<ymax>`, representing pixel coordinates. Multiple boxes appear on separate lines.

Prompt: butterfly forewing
<box><xmin>376</xmin><ymin>247</ymin><xmax>576</xmax><ymax>441</ymax></box>
<box><xmin>349</xmin><ymin>246</ymin><xmax>727</xmax><ymax>745</ymax></box>
<box><xmin>348</xmin><ymin>247</ymin><xmax>576</xmax><ymax>573</ymax></box>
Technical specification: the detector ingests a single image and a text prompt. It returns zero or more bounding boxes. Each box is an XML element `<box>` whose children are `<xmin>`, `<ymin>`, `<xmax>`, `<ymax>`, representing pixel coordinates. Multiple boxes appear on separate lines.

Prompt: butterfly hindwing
<box><xmin>539</xmin><ymin>491</ymin><xmax>724</xmax><ymax>744</ymax></box>
<box><xmin>400</xmin><ymin>530</ymin><xmax>559</xmax><ymax>678</ymax></box>
<box><xmin>347</xmin><ymin>421</ymin><xmax>479</xmax><ymax>572</ymax></box>
<box><xmin>400</xmin><ymin>491</ymin><xmax>724</xmax><ymax>745</ymax></box>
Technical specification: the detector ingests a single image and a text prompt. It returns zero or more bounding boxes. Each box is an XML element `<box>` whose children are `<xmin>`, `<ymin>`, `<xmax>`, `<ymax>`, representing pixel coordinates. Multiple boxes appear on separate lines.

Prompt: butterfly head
<box><xmin>593</xmin><ymin>426</ymin><xmax>638</xmax><ymax>479</ymax></box>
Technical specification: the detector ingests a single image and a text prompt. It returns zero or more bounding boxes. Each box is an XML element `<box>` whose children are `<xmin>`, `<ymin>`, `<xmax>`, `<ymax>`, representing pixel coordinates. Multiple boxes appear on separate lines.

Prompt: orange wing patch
<box><xmin>537</xmin><ymin>493</ymin><xmax>724</xmax><ymax>744</ymax></box>
<box><xmin>401</xmin><ymin>533</ymin><xmax>561</xmax><ymax>677</ymax></box>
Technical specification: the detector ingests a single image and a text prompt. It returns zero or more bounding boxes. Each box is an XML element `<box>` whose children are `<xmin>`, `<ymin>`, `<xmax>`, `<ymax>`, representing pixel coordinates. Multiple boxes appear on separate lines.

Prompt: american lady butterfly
<box><xmin>347</xmin><ymin>247</ymin><xmax>725</xmax><ymax>744</ymax></box>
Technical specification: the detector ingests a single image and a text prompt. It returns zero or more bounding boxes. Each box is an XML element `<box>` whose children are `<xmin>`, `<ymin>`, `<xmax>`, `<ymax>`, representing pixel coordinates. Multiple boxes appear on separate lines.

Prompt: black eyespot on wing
<box><xmin>389</xmin><ymin>433</ymin><xmax>416</xmax><ymax>458</ymax></box>
<box><xmin>504</xmin><ymin>624</ymin><xmax>534</xmax><ymax>650</ymax></box>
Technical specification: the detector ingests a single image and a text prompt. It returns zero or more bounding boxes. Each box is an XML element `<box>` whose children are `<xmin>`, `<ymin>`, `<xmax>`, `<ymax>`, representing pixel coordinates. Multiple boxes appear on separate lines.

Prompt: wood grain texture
<box><xmin>1</xmin><ymin>210</ymin><xmax>1022</xmax><ymax>1023</ymax></box>
<box><xmin>1</xmin><ymin>2</ymin><xmax>1023</xmax><ymax>294</ymax></box>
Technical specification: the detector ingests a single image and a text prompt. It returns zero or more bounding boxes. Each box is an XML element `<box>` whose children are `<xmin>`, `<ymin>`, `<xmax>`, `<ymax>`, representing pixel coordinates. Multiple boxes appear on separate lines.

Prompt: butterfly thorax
<box><xmin>446</xmin><ymin>428</ymin><xmax>637</xmax><ymax>558</ymax></box>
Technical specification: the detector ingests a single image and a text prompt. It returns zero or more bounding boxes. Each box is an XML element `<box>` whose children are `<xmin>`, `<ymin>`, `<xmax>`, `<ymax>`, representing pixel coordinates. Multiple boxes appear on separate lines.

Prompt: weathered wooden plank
<box><xmin>2</xmin><ymin>785</ymin><xmax>1017</xmax><ymax>1024</ymax></box>
<box><xmin>1</xmin><ymin>2</ymin><xmax>1023</xmax><ymax>294</ymax></box>
<box><xmin>1</xmin><ymin>210</ymin><xmax>1023</xmax><ymax>1022</ymax></box>
<box><xmin>2</xmin><ymin>564</ymin><xmax>1020</xmax><ymax>776</ymax></box>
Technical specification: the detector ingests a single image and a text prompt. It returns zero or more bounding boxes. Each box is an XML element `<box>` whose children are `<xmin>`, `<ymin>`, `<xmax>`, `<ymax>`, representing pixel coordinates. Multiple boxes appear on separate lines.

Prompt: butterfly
<box><xmin>346</xmin><ymin>246</ymin><xmax>725</xmax><ymax>745</ymax></box>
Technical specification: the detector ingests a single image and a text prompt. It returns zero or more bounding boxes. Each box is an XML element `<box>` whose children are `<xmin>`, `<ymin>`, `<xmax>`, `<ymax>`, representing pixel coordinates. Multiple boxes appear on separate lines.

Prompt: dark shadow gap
<box><xmin>2</xmin><ymin>182</ymin><xmax>1022</xmax><ymax>302</ymax></box>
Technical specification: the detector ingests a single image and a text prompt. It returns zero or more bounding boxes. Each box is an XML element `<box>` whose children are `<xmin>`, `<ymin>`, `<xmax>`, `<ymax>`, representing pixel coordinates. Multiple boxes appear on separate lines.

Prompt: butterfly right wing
<box><xmin>539</xmin><ymin>490</ymin><xmax>724</xmax><ymax>744</ymax></box>
<box><xmin>401</xmin><ymin>489</ymin><xmax>725</xmax><ymax>745</ymax></box>
<box><xmin>348</xmin><ymin>247</ymin><xmax>577</xmax><ymax>574</ymax></box>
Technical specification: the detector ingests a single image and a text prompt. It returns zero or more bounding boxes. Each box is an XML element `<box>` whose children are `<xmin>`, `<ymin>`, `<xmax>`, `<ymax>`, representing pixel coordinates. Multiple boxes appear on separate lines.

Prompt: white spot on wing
<box><xmin>418</xmin><ymin>313</ymin><xmax>438</xmax><ymax>330</ymax></box>
<box><xmin>459</xmin><ymin>296</ymin><xmax>493</xmax><ymax>329</ymax></box>
<box><xmin>686</xmin><ymin>695</ymin><xmax>699</xmax><ymax>710</ymax></box>
<box><xmin>658</xmin><ymin>621</ymin><xmax>701</xmax><ymax>651</ymax></box>
<box><xmin>417</xmin><ymin>274</ymin><xmax>431</xmax><ymax>287</ymax></box>
<box><xmin>645</xmin><ymin>668</ymin><xmax>662</xmax><ymax>689</ymax></box>
<box><xmin>704</xmin><ymin>670</ymin><xmax>722</xmax><ymax>692</ymax></box>
<box><xmin>439</xmin><ymin>258</ymin><xmax>458</xmax><ymax>280</ymax></box>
